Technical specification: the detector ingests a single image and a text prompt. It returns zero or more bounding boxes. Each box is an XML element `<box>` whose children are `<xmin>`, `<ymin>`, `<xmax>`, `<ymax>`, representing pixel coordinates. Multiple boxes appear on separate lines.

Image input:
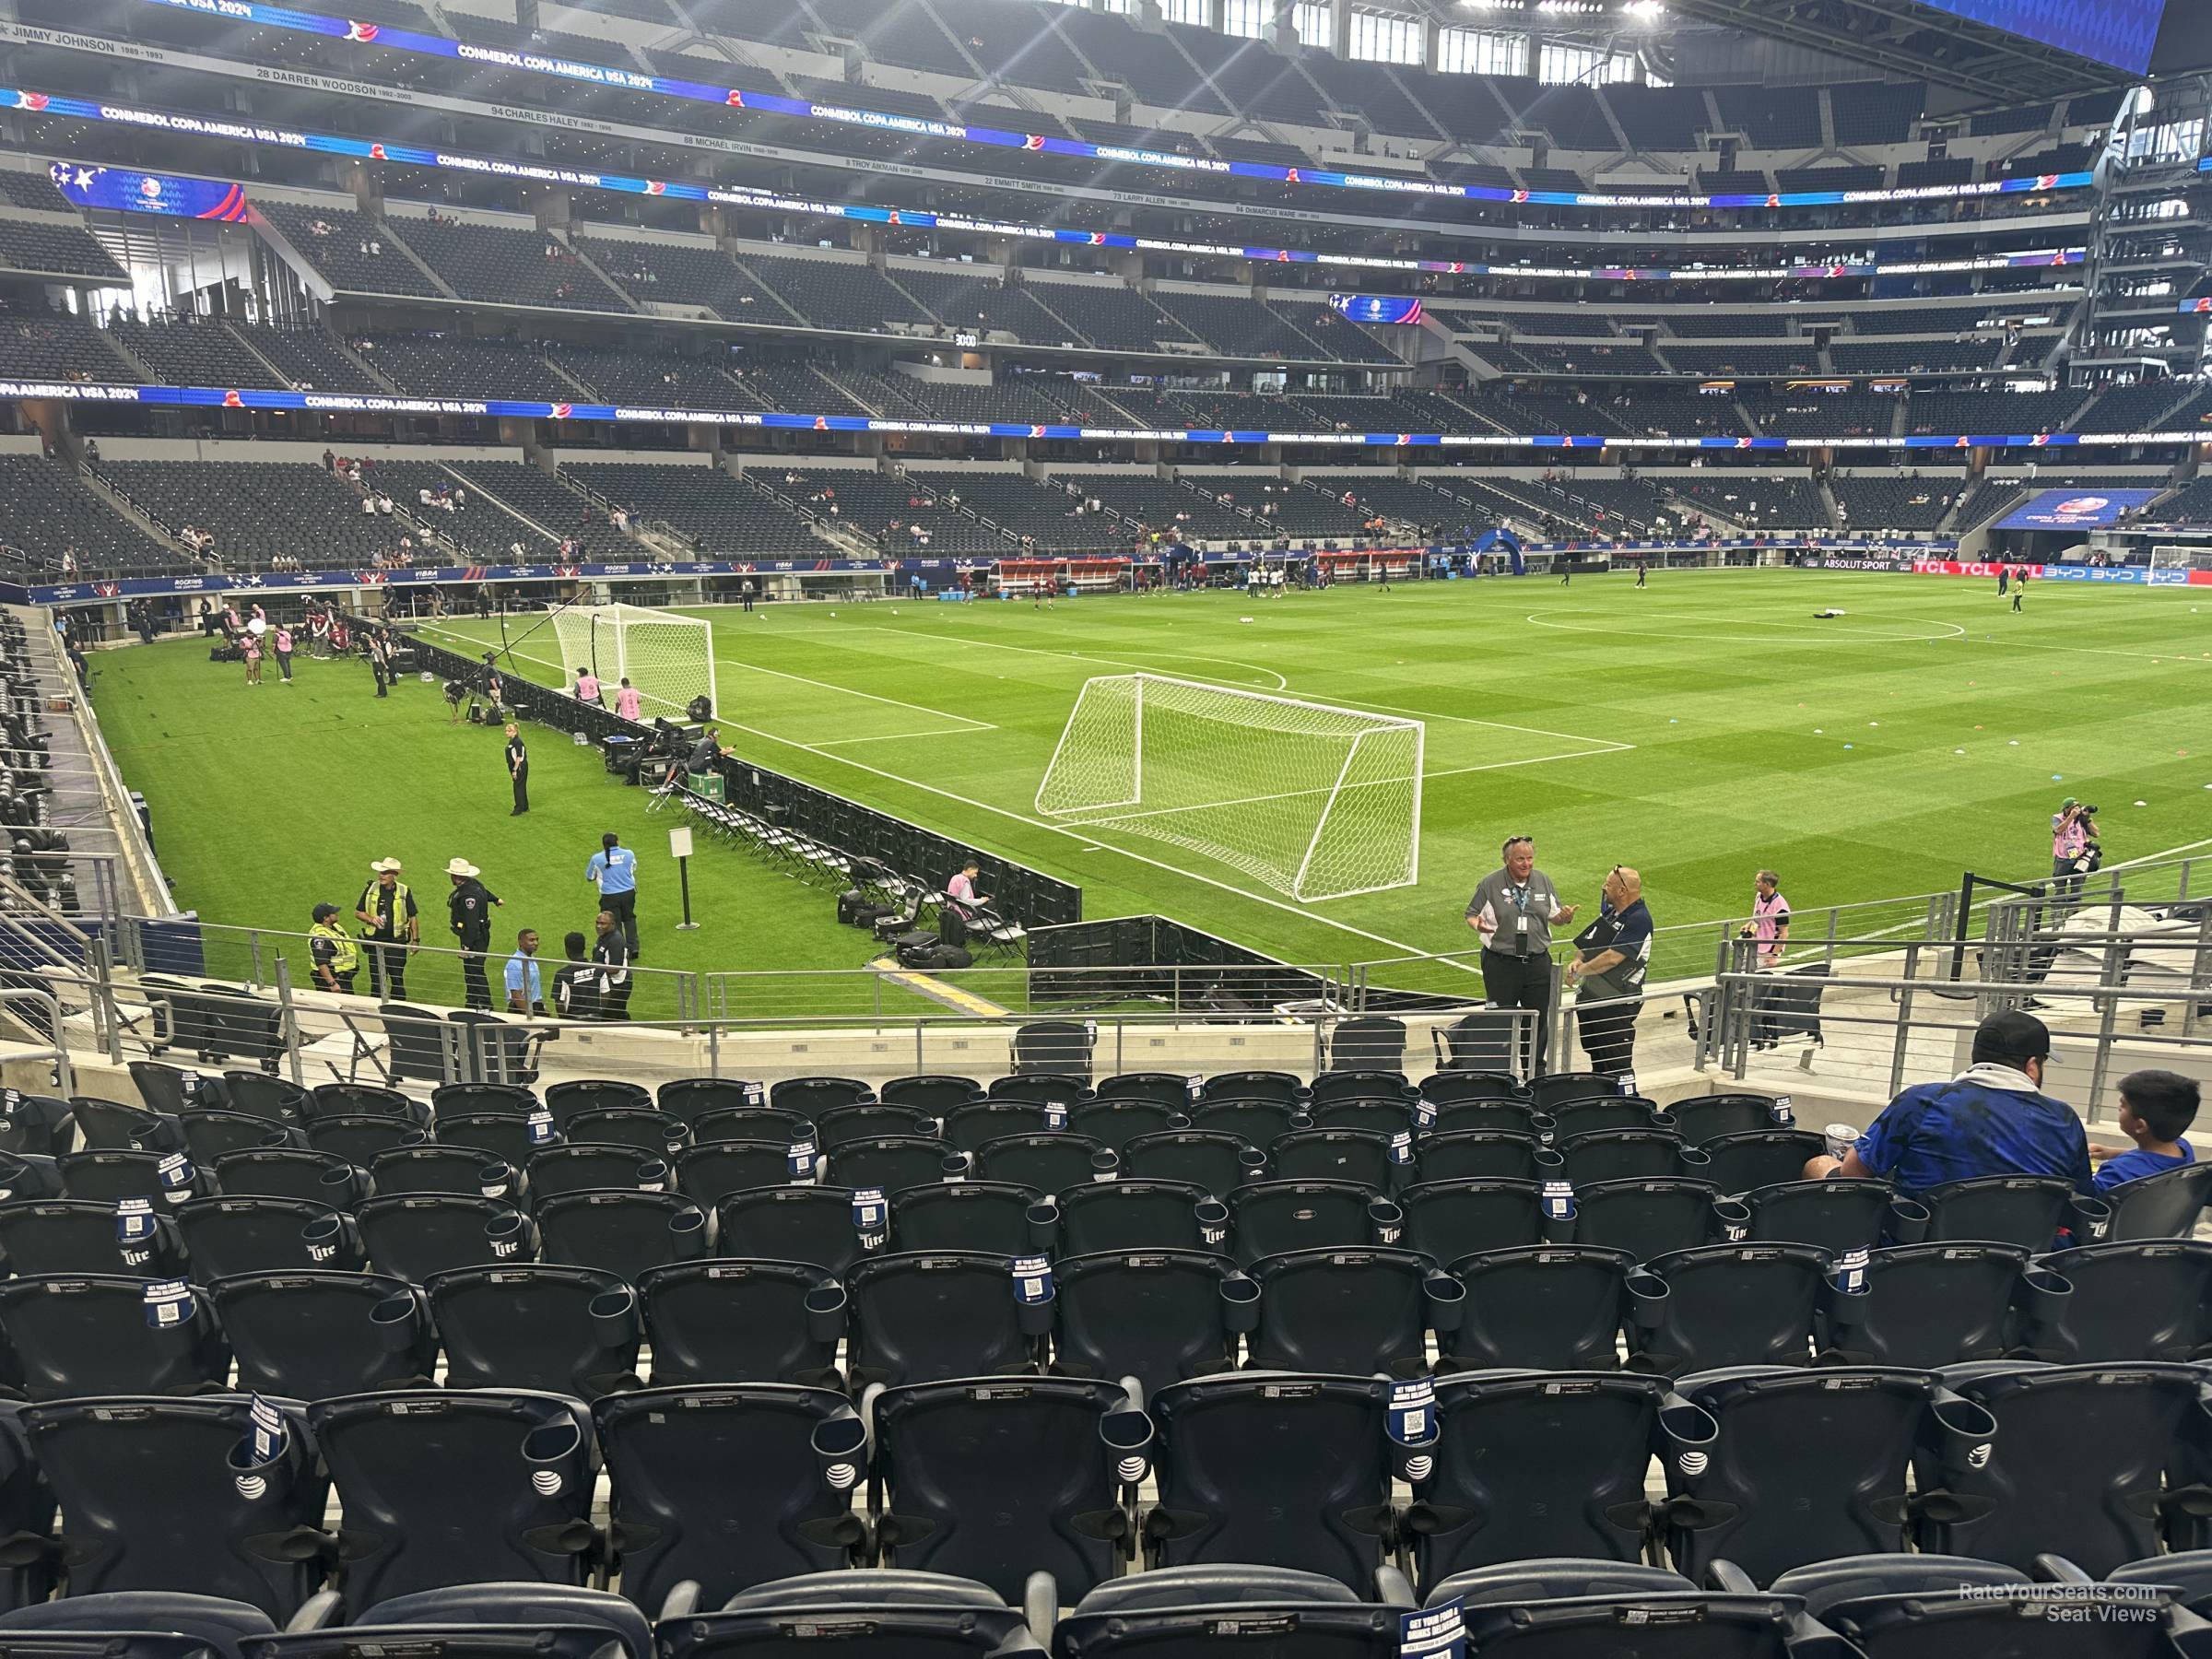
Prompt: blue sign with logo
<box><xmin>1328</xmin><ymin>293</ymin><xmax>1424</xmax><ymax>325</ymax></box>
<box><xmin>1997</xmin><ymin>488</ymin><xmax>2163</xmax><ymax>530</ymax></box>
<box><xmin>1914</xmin><ymin>0</ymin><xmax>2165</xmax><ymax>75</ymax></box>
<box><xmin>49</xmin><ymin>163</ymin><xmax>249</xmax><ymax>220</ymax></box>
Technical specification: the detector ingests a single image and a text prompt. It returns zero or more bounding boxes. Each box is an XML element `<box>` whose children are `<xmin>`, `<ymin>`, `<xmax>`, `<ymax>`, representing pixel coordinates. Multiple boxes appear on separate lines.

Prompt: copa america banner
<box><xmin>1996</xmin><ymin>488</ymin><xmax>2164</xmax><ymax>530</ymax></box>
<box><xmin>48</xmin><ymin>162</ymin><xmax>246</xmax><ymax>219</ymax></box>
<box><xmin>1330</xmin><ymin>294</ymin><xmax>1424</xmax><ymax>325</ymax></box>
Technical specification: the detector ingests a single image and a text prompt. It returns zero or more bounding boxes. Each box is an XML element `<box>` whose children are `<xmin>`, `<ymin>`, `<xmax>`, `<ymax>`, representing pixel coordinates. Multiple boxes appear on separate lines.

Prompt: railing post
<box><xmin>91</xmin><ymin>935</ymin><xmax>122</xmax><ymax>1065</ymax></box>
<box><xmin>271</xmin><ymin>959</ymin><xmax>305</xmax><ymax>1088</ymax></box>
<box><xmin>1823</xmin><ymin>905</ymin><xmax>1841</xmax><ymax>975</ymax></box>
<box><xmin>1889</xmin><ymin>942</ymin><xmax>1919</xmax><ymax>1098</ymax></box>
<box><xmin>707</xmin><ymin>1019</ymin><xmax>721</xmax><ymax>1078</ymax></box>
<box><xmin>249</xmin><ymin>929</ymin><xmax>265</xmax><ymax>989</ymax></box>
<box><xmin>2186</xmin><ymin>908</ymin><xmax>2212</xmax><ymax>1042</ymax></box>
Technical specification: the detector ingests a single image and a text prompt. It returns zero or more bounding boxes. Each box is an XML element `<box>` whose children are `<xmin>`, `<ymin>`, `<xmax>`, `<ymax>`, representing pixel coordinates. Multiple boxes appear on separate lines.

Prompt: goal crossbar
<box><xmin>550</xmin><ymin>602</ymin><xmax>717</xmax><ymax>722</ymax></box>
<box><xmin>1036</xmin><ymin>673</ymin><xmax>1423</xmax><ymax>902</ymax></box>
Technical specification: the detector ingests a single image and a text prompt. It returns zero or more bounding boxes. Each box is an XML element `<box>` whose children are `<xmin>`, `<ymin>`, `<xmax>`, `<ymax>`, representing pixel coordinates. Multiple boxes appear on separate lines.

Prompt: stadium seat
<box><xmin>1819</xmin><ymin>1241</ymin><xmax>2061</xmax><ymax>1366</ymax></box>
<box><xmin>2104</xmin><ymin>1161</ymin><xmax>2212</xmax><ymax>1240</ymax></box>
<box><xmin>1417</xmin><ymin>1072</ymin><xmax>1526</xmax><ymax>1110</ymax></box>
<box><xmin>715</xmin><ymin>1185</ymin><xmax>873</xmax><ymax>1276</ymax></box>
<box><xmin>1268</xmin><ymin>1128</ymin><xmax>1399</xmax><ymax>1189</ymax></box>
<box><xmin>70</xmin><ymin>1097</ymin><xmax>186</xmax><ymax>1155</ymax></box>
<box><xmin>986</xmin><ymin>1076</ymin><xmax>1096</xmax><ymax>1110</ymax></box>
<box><xmin>638</xmin><ymin>1259</ymin><xmax>845</xmax><ymax>1387</ymax></box>
<box><xmin>872</xmin><ymin>1376</ymin><xmax>1147</xmax><ymax>1603</ymax></box>
<box><xmin>1092</xmin><ymin>1075</ymin><xmax>1196</xmax><ymax>1112</ymax></box>
<box><xmin>213</xmin><ymin>1147</ymin><xmax>364</xmax><ymax>1207</ymax></box>
<box><xmin>435</xmin><ymin>1115</ymin><xmax>543</xmax><ymax>1172</ymax></box>
<box><xmin>1067</xmin><ymin>1100</ymin><xmax>1188</xmax><ymax>1150</ymax></box>
<box><xmin>1243</xmin><ymin>1247</ymin><xmax>1456</xmax><ymax>1376</ymax></box>
<box><xmin>1411</xmin><ymin>1131</ymin><xmax>1556</xmax><ymax>1182</ymax></box>
<box><xmin>176</xmin><ymin>1194</ymin><xmax>356</xmax><ymax>1277</ymax></box>
<box><xmin>1052</xmin><ymin>1180</ymin><xmax>1214</xmax><ymax>1254</ymax></box>
<box><xmin>815</xmin><ymin>1104</ymin><xmax>938</xmax><ymax>1149</ymax></box>
<box><xmin>217</xmin><ymin>1073</ymin><xmax>309</xmax><ymax>1127</ymax></box>
<box><xmin>310</xmin><ymin>1082</ymin><xmax>421</xmax><ymax>1124</ymax></box>
<box><xmin>944</xmin><ymin>1102</ymin><xmax>1057</xmax><ymax>1150</ymax></box>
<box><xmin>828</xmin><ymin>1135</ymin><xmax>955</xmax><ymax>1194</ymax></box>
<box><xmin>427</xmin><ymin>1264</ymin><xmax>641</xmax><ymax>1396</ymax></box>
<box><xmin>877</xmin><ymin>1076</ymin><xmax>986</xmax><ymax>1115</ymax></box>
<box><xmin>1055</xmin><ymin>1567</ymin><xmax>1394</xmax><ymax>1659</ymax></box>
<box><xmin>1668</xmin><ymin>1092</ymin><xmax>1795</xmax><ymax>1145</ymax></box>
<box><xmin>1429</xmin><ymin>1014</ymin><xmax>1524</xmax><ymax>1077</ymax></box>
<box><xmin>1121</xmin><ymin>1131</ymin><xmax>1264</xmax><ymax>1194</ymax></box>
<box><xmin>0</xmin><ymin>1591</ymin><xmax>276</xmax><ymax>1656</ymax></box>
<box><xmin>1698</xmin><ymin>1130</ymin><xmax>1831</xmax><ymax>1195</ymax></box>
<box><xmin>1913</xmin><ymin>1174</ymin><xmax>2111</xmax><ymax>1250</ymax></box>
<box><xmin>673</xmin><ymin>1140</ymin><xmax>792</xmax><ymax>1204</ymax></box>
<box><xmin>181</xmin><ymin>1110</ymin><xmax>297</xmax><ymax>1166</ymax></box>
<box><xmin>1544</xmin><ymin>1098</ymin><xmax>1666</xmax><ymax>1140</ymax></box>
<box><xmin>562</xmin><ymin>1110</ymin><xmax>688</xmax><ymax>1159</ymax></box>
<box><xmin>209</xmin><ymin>1269</ymin><xmax>435</xmax><ymax>1397</ymax></box>
<box><xmin>1189</xmin><ymin>1102</ymin><xmax>1306</xmax><ymax>1147</ymax></box>
<box><xmin>1771</xmin><ymin>1553</ymin><xmax>2201</xmax><ymax>1657</ymax></box>
<box><xmin>543</xmin><ymin>1079</ymin><xmax>652</xmax><ymax>1125</ymax></box>
<box><xmin>357</xmin><ymin>1193</ymin><xmax>534</xmax><ymax>1281</ymax></box>
<box><xmin>0</xmin><ymin>1092</ymin><xmax>75</xmax><ymax>1159</ymax></box>
<box><xmin>430</xmin><ymin>1082</ymin><xmax>536</xmax><ymax>1121</ymax></box>
<box><xmin>61</xmin><ymin>1148</ymin><xmax>204</xmax><ymax>1206</ymax></box>
<box><xmin>24</xmin><ymin>1394</ymin><xmax>330</xmax><ymax>1617</ymax></box>
<box><xmin>1622</xmin><ymin>1243</ymin><xmax>1830</xmax><ymax>1373</ymax></box>
<box><xmin>661</xmin><ymin>1571</ymin><xmax>1041</xmax><ymax>1659</ymax></box>
<box><xmin>310</xmin><ymin>1388</ymin><xmax>599</xmax><ymax>1604</ymax></box>
<box><xmin>2029</xmin><ymin>1240</ymin><xmax>2212</xmax><ymax>1359</ymax></box>
<box><xmin>1912</xmin><ymin>1360</ymin><xmax>2209</xmax><ymax>1573</ymax></box>
<box><xmin>1325</xmin><ymin>1018</ymin><xmax>1408</xmax><ymax>1073</ymax></box>
<box><xmin>0</xmin><ymin>1197</ymin><xmax>178</xmax><ymax>1277</ymax></box>
<box><xmin>1409</xmin><ymin>1371</ymin><xmax>1679</xmax><ymax>1587</ymax></box>
<box><xmin>1049</xmin><ymin>1250</ymin><xmax>1247</xmax><ymax>1397</ymax></box>
<box><xmin>771</xmin><ymin>1077</ymin><xmax>873</xmax><ymax>1116</ymax></box>
<box><xmin>693</xmin><ymin>1107</ymin><xmax>815</xmax><ymax>1147</ymax></box>
<box><xmin>888</xmin><ymin>1182</ymin><xmax>1046</xmax><ymax>1254</ymax></box>
<box><xmin>1398</xmin><ymin>1178</ymin><xmax>1553</xmax><ymax>1262</ymax></box>
<box><xmin>593</xmin><ymin>1384</ymin><xmax>866</xmax><ymax>1609</ymax></box>
<box><xmin>371</xmin><ymin>1143</ymin><xmax>517</xmax><ymax>1201</ymax></box>
<box><xmin>534</xmin><ymin>1189</ymin><xmax>710</xmax><ymax>1281</ymax></box>
<box><xmin>1309</xmin><ymin>1069</ymin><xmax>1414</xmax><ymax>1109</ymax></box>
<box><xmin>1306</xmin><ymin>1100</ymin><xmax>1418</xmax><ymax>1140</ymax></box>
<box><xmin>263</xmin><ymin>1586</ymin><xmax>653</xmax><ymax>1659</ymax></box>
<box><xmin>1529</xmin><ymin>1075</ymin><xmax>1622</xmax><ymax>1112</ymax></box>
<box><xmin>1571</xmin><ymin>1178</ymin><xmax>1736</xmax><ymax>1260</ymax></box>
<box><xmin>1225</xmin><ymin>1180</ymin><xmax>1387</xmax><ymax>1264</ymax></box>
<box><xmin>0</xmin><ymin>1274</ymin><xmax>229</xmax><ymax>1397</ymax></box>
<box><xmin>1008</xmin><ymin>1022</ymin><xmax>1094</xmax><ymax>1081</ymax></box>
<box><xmin>1660</xmin><ymin>1365</ymin><xmax>1996</xmax><ymax>1584</ymax></box>
<box><xmin>1146</xmin><ymin>1372</ymin><xmax>1395</xmax><ymax>1593</ymax></box>
<box><xmin>973</xmin><ymin>1133</ymin><xmax>1116</xmax><ymax>1192</ymax></box>
<box><xmin>846</xmin><ymin>1251</ymin><xmax>1041</xmax><ymax>1387</ymax></box>
<box><xmin>307</xmin><ymin>1114</ymin><xmax>421</xmax><ymax>1166</ymax></box>
<box><xmin>526</xmin><ymin>1144</ymin><xmax>662</xmax><ymax>1203</ymax></box>
<box><xmin>656</xmin><ymin>1078</ymin><xmax>768</xmax><ymax>1127</ymax></box>
<box><xmin>1740</xmin><ymin>1179</ymin><xmax>1923</xmax><ymax>1253</ymax></box>
<box><xmin>1559</xmin><ymin>1129</ymin><xmax>1702</xmax><ymax>1184</ymax></box>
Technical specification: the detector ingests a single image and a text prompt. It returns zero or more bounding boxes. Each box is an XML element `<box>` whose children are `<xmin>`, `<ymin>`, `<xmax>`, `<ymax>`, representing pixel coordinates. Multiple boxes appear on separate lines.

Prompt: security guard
<box><xmin>354</xmin><ymin>857</ymin><xmax>419</xmax><ymax>1000</ymax></box>
<box><xmin>446</xmin><ymin>856</ymin><xmax>501</xmax><ymax>1010</ymax></box>
<box><xmin>593</xmin><ymin>907</ymin><xmax>632</xmax><ymax>1020</ymax></box>
<box><xmin>505</xmin><ymin>724</ymin><xmax>529</xmax><ymax>816</ymax></box>
<box><xmin>587</xmin><ymin>831</ymin><xmax>640</xmax><ymax>960</ymax></box>
<box><xmin>307</xmin><ymin>903</ymin><xmax>360</xmax><ymax>994</ymax></box>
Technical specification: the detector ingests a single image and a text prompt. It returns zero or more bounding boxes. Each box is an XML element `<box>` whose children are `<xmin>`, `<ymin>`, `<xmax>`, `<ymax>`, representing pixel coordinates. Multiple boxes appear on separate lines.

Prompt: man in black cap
<box><xmin>593</xmin><ymin>907</ymin><xmax>632</xmax><ymax>1020</ymax></box>
<box><xmin>446</xmin><ymin>857</ymin><xmax>501</xmax><ymax>1010</ymax></box>
<box><xmin>504</xmin><ymin>723</ymin><xmax>529</xmax><ymax>816</ymax></box>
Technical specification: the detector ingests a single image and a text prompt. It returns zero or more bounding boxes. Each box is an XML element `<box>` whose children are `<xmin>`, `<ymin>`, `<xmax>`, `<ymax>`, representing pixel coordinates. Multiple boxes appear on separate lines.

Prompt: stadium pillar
<box><xmin>343</xmin><ymin>158</ymin><xmax>382</xmax><ymax>217</ymax></box>
<box><xmin>535</xmin><ymin>190</ymin><xmax>572</xmax><ymax>233</ymax></box>
<box><xmin>1330</xmin><ymin>1</ymin><xmax>1350</xmax><ymax>58</ymax></box>
<box><xmin>687</xmin><ymin>423</ymin><xmax>724</xmax><ymax>459</ymax></box>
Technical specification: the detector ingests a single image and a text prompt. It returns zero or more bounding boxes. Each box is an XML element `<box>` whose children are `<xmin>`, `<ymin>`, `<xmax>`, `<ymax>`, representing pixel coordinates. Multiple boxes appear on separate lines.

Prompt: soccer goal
<box><xmin>549</xmin><ymin>603</ymin><xmax>717</xmax><ymax>720</ymax></box>
<box><xmin>1035</xmin><ymin>674</ymin><xmax>1423</xmax><ymax>902</ymax></box>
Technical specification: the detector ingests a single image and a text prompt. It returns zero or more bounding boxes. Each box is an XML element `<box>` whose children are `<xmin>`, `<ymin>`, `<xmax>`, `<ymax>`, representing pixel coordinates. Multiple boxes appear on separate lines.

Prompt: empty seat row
<box><xmin>0</xmin><ymin>1359</ymin><xmax>2204</xmax><ymax>1625</ymax></box>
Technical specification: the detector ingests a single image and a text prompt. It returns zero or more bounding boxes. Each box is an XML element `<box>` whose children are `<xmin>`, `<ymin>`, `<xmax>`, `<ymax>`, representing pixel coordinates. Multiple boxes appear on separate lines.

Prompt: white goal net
<box><xmin>550</xmin><ymin>603</ymin><xmax>717</xmax><ymax>721</ymax></box>
<box><xmin>1035</xmin><ymin>674</ymin><xmax>1422</xmax><ymax>901</ymax></box>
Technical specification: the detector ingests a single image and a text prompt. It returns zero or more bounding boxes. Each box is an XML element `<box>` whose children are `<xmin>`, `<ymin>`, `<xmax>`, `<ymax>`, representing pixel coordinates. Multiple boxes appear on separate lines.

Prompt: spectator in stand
<box><xmin>2091</xmin><ymin>1070</ymin><xmax>2198</xmax><ymax>1191</ymax></box>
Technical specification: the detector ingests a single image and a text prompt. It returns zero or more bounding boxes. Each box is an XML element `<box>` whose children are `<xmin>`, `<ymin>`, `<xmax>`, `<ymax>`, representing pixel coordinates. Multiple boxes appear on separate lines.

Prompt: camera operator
<box><xmin>2051</xmin><ymin>796</ymin><xmax>2100</xmax><ymax>900</ymax></box>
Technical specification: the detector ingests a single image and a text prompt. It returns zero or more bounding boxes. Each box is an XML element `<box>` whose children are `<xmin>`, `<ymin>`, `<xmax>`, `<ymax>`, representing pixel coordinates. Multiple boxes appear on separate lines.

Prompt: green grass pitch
<box><xmin>88</xmin><ymin>569</ymin><xmax>2212</xmax><ymax>1012</ymax></box>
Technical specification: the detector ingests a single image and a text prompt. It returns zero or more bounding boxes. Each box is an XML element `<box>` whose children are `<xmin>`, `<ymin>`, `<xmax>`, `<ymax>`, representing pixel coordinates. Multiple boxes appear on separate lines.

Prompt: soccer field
<box><xmin>93</xmin><ymin>567</ymin><xmax>2212</xmax><ymax>1008</ymax></box>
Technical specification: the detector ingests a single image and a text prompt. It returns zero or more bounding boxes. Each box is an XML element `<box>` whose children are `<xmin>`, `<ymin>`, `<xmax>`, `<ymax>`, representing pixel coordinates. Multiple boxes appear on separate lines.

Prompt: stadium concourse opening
<box><xmin>4</xmin><ymin>0</ymin><xmax>2212</xmax><ymax>1643</ymax></box>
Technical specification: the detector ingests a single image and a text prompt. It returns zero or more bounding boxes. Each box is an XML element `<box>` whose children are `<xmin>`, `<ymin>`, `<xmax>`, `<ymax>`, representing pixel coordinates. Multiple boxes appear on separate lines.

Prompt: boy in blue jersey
<box><xmin>2092</xmin><ymin>1069</ymin><xmax>2198</xmax><ymax>1192</ymax></box>
<box><xmin>1804</xmin><ymin>1009</ymin><xmax>2093</xmax><ymax>1194</ymax></box>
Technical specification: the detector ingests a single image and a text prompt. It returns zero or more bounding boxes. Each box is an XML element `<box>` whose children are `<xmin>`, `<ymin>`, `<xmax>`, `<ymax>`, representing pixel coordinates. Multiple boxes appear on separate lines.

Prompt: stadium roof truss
<box><xmin>1659</xmin><ymin>0</ymin><xmax>2131</xmax><ymax>104</ymax></box>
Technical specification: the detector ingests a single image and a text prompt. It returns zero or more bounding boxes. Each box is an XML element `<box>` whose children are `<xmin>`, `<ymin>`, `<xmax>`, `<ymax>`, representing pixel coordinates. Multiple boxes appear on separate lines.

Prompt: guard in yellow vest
<box><xmin>354</xmin><ymin>856</ymin><xmax>419</xmax><ymax>1000</ymax></box>
<box><xmin>308</xmin><ymin>903</ymin><xmax>360</xmax><ymax>994</ymax></box>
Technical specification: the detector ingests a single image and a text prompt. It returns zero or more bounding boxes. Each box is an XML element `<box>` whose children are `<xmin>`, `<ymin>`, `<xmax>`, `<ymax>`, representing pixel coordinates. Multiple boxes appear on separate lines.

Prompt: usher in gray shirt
<box><xmin>1466</xmin><ymin>868</ymin><xmax>1564</xmax><ymax>958</ymax></box>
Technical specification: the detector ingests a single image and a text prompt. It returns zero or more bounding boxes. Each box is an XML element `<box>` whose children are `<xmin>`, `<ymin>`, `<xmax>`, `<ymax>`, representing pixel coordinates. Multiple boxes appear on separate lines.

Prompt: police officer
<box><xmin>1465</xmin><ymin>835</ymin><xmax>1576</xmax><ymax>1077</ymax></box>
<box><xmin>307</xmin><ymin>902</ymin><xmax>359</xmax><ymax>994</ymax></box>
<box><xmin>505</xmin><ymin>724</ymin><xmax>529</xmax><ymax>816</ymax></box>
<box><xmin>587</xmin><ymin>831</ymin><xmax>640</xmax><ymax>960</ymax></box>
<box><xmin>446</xmin><ymin>857</ymin><xmax>501</xmax><ymax>1010</ymax></box>
<box><xmin>1803</xmin><ymin>1009</ymin><xmax>2093</xmax><ymax>1192</ymax></box>
<box><xmin>354</xmin><ymin>856</ymin><xmax>418</xmax><ymax>1000</ymax></box>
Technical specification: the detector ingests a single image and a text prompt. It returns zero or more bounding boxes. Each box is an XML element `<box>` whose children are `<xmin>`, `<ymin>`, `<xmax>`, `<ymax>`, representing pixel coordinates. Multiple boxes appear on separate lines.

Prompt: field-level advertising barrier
<box><xmin>1036</xmin><ymin>675</ymin><xmax>1423</xmax><ymax>904</ymax></box>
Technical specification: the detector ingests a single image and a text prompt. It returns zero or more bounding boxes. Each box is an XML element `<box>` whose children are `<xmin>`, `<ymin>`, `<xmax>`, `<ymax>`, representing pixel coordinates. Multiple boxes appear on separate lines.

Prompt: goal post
<box><xmin>1036</xmin><ymin>674</ymin><xmax>1423</xmax><ymax>902</ymax></box>
<box><xmin>550</xmin><ymin>603</ymin><xmax>717</xmax><ymax>721</ymax></box>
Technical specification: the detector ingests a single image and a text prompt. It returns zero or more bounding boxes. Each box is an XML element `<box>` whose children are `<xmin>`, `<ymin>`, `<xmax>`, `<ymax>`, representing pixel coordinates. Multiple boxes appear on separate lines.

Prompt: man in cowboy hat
<box><xmin>446</xmin><ymin>856</ymin><xmax>502</xmax><ymax>1010</ymax></box>
<box><xmin>354</xmin><ymin>856</ymin><xmax>419</xmax><ymax>1000</ymax></box>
